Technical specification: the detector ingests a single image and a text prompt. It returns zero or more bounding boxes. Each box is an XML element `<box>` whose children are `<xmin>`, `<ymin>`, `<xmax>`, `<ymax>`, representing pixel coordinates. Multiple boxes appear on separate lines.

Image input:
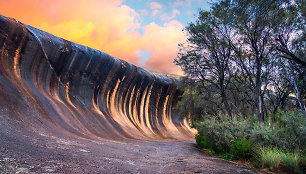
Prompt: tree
<box><xmin>221</xmin><ymin>0</ymin><xmax>282</xmax><ymax>122</ymax></box>
<box><xmin>266</xmin><ymin>58</ymin><xmax>293</xmax><ymax>114</ymax></box>
<box><xmin>175</xmin><ymin>8</ymin><xmax>235</xmax><ymax>118</ymax></box>
<box><xmin>287</xmin><ymin>60</ymin><xmax>306</xmax><ymax>116</ymax></box>
<box><xmin>271</xmin><ymin>0</ymin><xmax>306</xmax><ymax>67</ymax></box>
<box><xmin>269</xmin><ymin>0</ymin><xmax>306</xmax><ymax>116</ymax></box>
<box><xmin>175</xmin><ymin>0</ymin><xmax>305</xmax><ymax>120</ymax></box>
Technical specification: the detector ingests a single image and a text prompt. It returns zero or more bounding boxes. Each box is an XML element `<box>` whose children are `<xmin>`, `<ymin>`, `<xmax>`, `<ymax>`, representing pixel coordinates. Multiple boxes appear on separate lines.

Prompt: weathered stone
<box><xmin>0</xmin><ymin>15</ymin><xmax>194</xmax><ymax>140</ymax></box>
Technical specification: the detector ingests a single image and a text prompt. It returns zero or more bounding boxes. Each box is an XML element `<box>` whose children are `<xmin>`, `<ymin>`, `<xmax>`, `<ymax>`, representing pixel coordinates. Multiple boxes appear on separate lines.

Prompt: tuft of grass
<box><xmin>279</xmin><ymin>151</ymin><xmax>300</xmax><ymax>173</ymax></box>
<box><xmin>257</xmin><ymin>146</ymin><xmax>302</xmax><ymax>173</ymax></box>
<box><xmin>257</xmin><ymin>146</ymin><xmax>282</xmax><ymax>170</ymax></box>
<box><xmin>218</xmin><ymin>152</ymin><xmax>232</xmax><ymax>160</ymax></box>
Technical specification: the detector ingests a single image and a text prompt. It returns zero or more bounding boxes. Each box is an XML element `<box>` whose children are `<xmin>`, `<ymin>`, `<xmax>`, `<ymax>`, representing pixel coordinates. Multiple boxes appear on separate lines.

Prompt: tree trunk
<box><xmin>221</xmin><ymin>92</ymin><xmax>232</xmax><ymax>119</ymax></box>
<box><xmin>273</xmin><ymin>105</ymin><xmax>279</xmax><ymax>114</ymax></box>
<box><xmin>289</xmin><ymin>61</ymin><xmax>306</xmax><ymax>117</ymax></box>
<box><xmin>292</xmin><ymin>76</ymin><xmax>306</xmax><ymax>117</ymax></box>
<box><xmin>257</xmin><ymin>92</ymin><xmax>264</xmax><ymax>122</ymax></box>
<box><xmin>262</xmin><ymin>94</ymin><xmax>268</xmax><ymax>117</ymax></box>
<box><xmin>256</xmin><ymin>58</ymin><xmax>264</xmax><ymax>123</ymax></box>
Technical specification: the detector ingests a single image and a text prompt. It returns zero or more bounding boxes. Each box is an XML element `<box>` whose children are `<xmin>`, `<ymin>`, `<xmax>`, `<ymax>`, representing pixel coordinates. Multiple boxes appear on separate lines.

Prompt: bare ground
<box><xmin>0</xmin><ymin>122</ymin><xmax>264</xmax><ymax>174</ymax></box>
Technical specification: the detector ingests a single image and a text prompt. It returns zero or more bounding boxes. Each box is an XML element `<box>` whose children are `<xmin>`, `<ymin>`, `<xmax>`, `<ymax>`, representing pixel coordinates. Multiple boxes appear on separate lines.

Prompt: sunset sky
<box><xmin>0</xmin><ymin>0</ymin><xmax>213</xmax><ymax>75</ymax></box>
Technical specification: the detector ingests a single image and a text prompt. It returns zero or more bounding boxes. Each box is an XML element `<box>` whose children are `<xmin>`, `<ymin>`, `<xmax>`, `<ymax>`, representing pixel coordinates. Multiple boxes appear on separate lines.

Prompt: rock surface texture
<box><xmin>0</xmin><ymin>15</ymin><xmax>194</xmax><ymax>140</ymax></box>
<box><xmin>0</xmin><ymin>15</ymin><xmax>261</xmax><ymax>173</ymax></box>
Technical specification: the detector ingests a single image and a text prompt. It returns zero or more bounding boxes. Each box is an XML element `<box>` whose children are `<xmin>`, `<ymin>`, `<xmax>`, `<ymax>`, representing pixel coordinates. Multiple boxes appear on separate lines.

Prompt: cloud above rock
<box><xmin>0</xmin><ymin>0</ymin><xmax>185</xmax><ymax>75</ymax></box>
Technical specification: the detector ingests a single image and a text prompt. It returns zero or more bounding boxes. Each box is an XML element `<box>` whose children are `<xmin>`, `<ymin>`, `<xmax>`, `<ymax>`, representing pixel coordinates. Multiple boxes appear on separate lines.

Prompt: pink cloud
<box><xmin>150</xmin><ymin>2</ymin><xmax>163</xmax><ymax>9</ymax></box>
<box><xmin>173</xmin><ymin>0</ymin><xmax>193</xmax><ymax>7</ymax></box>
<box><xmin>140</xmin><ymin>9</ymin><xmax>148</xmax><ymax>16</ymax></box>
<box><xmin>0</xmin><ymin>0</ymin><xmax>184</xmax><ymax>75</ymax></box>
<box><xmin>150</xmin><ymin>2</ymin><xmax>163</xmax><ymax>16</ymax></box>
<box><xmin>160</xmin><ymin>9</ymin><xmax>180</xmax><ymax>21</ymax></box>
<box><xmin>186</xmin><ymin>10</ymin><xmax>193</xmax><ymax>15</ymax></box>
<box><xmin>141</xmin><ymin>20</ymin><xmax>185</xmax><ymax>74</ymax></box>
<box><xmin>151</xmin><ymin>9</ymin><xmax>160</xmax><ymax>16</ymax></box>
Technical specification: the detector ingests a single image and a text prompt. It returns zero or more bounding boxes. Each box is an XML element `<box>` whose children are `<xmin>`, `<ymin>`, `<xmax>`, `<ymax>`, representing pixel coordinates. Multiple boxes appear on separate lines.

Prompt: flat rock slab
<box><xmin>0</xmin><ymin>130</ymin><xmax>262</xmax><ymax>174</ymax></box>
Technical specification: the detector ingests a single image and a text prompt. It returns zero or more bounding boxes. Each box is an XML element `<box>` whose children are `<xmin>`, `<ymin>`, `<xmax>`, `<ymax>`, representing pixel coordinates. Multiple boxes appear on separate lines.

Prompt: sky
<box><xmin>0</xmin><ymin>0</ymin><xmax>214</xmax><ymax>75</ymax></box>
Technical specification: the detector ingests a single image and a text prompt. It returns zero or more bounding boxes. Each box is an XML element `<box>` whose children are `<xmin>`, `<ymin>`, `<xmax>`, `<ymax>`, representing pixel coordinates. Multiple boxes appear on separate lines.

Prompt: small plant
<box><xmin>231</xmin><ymin>140</ymin><xmax>251</xmax><ymax>159</ymax></box>
<box><xmin>218</xmin><ymin>152</ymin><xmax>232</xmax><ymax>160</ymax></box>
<box><xmin>195</xmin><ymin>133</ymin><xmax>204</xmax><ymax>147</ymax></box>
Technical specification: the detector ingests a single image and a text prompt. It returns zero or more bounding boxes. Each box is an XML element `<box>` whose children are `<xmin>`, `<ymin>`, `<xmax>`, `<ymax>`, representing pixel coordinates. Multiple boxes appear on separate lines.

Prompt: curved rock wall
<box><xmin>0</xmin><ymin>15</ymin><xmax>194</xmax><ymax>140</ymax></box>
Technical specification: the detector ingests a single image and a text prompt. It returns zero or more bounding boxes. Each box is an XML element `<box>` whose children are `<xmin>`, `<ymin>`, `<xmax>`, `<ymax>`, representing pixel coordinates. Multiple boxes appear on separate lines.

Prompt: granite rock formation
<box><xmin>0</xmin><ymin>15</ymin><xmax>195</xmax><ymax>140</ymax></box>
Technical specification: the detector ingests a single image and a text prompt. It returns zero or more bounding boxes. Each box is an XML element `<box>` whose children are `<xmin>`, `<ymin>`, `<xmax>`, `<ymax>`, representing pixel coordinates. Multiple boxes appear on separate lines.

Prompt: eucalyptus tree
<box><xmin>271</xmin><ymin>0</ymin><xmax>306</xmax><ymax>68</ymax></box>
<box><xmin>175</xmin><ymin>0</ymin><xmax>305</xmax><ymax>120</ymax></box>
<box><xmin>225</xmin><ymin>0</ymin><xmax>290</xmax><ymax>122</ymax></box>
<box><xmin>270</xmin><ymin>0</ymin><xmax>306</xmax><ymax>116</ymax></box>
<box><xmin>175</xmin><ymin>7</ymin><xmax>236</xmax><ymax>118</ymax></box>
<box><xmin>266</xmin><ymin>58</ymin><xmax>293</xmax><ymax>114</ymax></box>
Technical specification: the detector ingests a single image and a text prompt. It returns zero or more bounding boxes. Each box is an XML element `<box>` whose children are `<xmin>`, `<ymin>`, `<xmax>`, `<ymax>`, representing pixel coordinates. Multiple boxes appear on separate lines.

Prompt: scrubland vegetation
<box><xmin>192</xmin><ymin>111</ymin><xmax>305</xmax><ymax>173</ymax></box>
<box><xmin>174</xmin><ymin>0</ymin><xmax>305</xmax><ymax>173</ymax></box>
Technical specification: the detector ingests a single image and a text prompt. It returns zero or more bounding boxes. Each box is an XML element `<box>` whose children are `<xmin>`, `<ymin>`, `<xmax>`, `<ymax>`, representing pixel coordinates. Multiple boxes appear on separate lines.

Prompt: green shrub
<box><xmin>231</xmin><ymin>140</ymin><xmax>252</xmax><ymax>159</ymax></box>
<box><xmin>252</xmin><ymin>110</ymin><xmax>306</xmax><ymax>150</ymax></box>
<box><xmin>252</xmin><ymin>123</ymin><xmax>286</xmax><ymax>149</ymax></box>
<box><xmin>195</xmin><ymin>133</ymin><xmax>212</xmax><ymax>149</ymax></box>
<box><xmin>195</xmin><ymin>133</ymin><xmax>204</xmax><ymax>147</ymax></box>
<box><xmin>278</xmin><ymin>110</ymin><xmax>306</xmax><ymax>150</ymax></box>
<box><xmin>195</xmin><ymin>133</ymin><xmax>201</xmax><ymax>143</ymax></box>
<box><xmin>194</xmin><ymin>116</ymin><xmax>252</xmax><ymax>153</ymax></box>
<box><xmin>194</xmin><ymin>110</ymin><xmax>306</xmax><ymax>152</ymax></box>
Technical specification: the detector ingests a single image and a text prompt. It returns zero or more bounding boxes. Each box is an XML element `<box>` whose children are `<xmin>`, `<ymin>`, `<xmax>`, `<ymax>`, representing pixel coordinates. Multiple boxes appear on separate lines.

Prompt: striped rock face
<box><xmin>0</xmin><ymin>15</ymin><xmax>195</xmax><ymax>140</ymax></box>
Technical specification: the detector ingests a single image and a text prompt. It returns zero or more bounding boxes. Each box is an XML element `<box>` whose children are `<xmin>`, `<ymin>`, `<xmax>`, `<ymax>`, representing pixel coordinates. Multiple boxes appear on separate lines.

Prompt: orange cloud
<box><xmin>0</xmin><ymin>0</ymin><xmax>184</xmax><ymax>75</ymax></box>
<box><xmin>142</xmin><ymin>21</ymin><xmax>185</xmax><ymax>75</ymax></box>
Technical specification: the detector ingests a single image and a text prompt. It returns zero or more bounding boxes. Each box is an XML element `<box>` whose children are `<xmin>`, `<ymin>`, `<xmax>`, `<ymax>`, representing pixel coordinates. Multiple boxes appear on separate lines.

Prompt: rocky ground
<box><xmin>0</xmin><ymin>130</ymin><xmax>264</xmax><ymax>174</ymax></box>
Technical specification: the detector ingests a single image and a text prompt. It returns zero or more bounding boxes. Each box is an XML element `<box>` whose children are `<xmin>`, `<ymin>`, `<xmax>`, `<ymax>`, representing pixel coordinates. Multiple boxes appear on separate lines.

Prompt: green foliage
<box><xmin>280</xmin><ymin>151</ymin><xmax>301</xmax><ymax>173</ymax></box>
<box><xmin>257</xmin><ymin>146</ymin><xmax>282</xmax><ymax>170</ymax></box>
<box><xmin>195</xmin><ymin>133</ymin><xmax>213</xmax><ymax>149</ymax></box>
<box><xmin>193</xmin><ymin>110</ymin><xmax>306</xmax><ymax>173</ymax></box>
<box><xmin>176</xmin><ymin>87</ymin><xmax>206</xmax><ymax>121</ymax></box>
<box><xmin>176</xmin><ymin>0</ymin><xmax>306</xmax><ymax>172</ymax></box>
<box><xmin>218</xmin><ymin>152</ymin><xmax>232</xmax><ymax>160</ymax></box>
<box><xmin>175</xmin><ymin>0</ymin><xmax>306</xmax><ymax>123</ymax></box>
<box><xmin>195</xmin><ymin>110</ymin><xmax>305</xmax><ymax>153</ymax></box>
<box><xmin>256</xmin><ymin>146</ymin><xmax>302</xmax><ymax>173</ymax></box>
<box><xmin>194</xmin><ymin>116</ymin><xmax>252</xmax><ymax>153</ymax></box>
<box><xmin>252</xmin><ymin>110</ymin><xmax>306</xmax><ymax>150</ymax></box>
<box><xmin>231</xmin><ymin>140</ymin><xmax>252</xmax><ymax>159</ymax></box>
